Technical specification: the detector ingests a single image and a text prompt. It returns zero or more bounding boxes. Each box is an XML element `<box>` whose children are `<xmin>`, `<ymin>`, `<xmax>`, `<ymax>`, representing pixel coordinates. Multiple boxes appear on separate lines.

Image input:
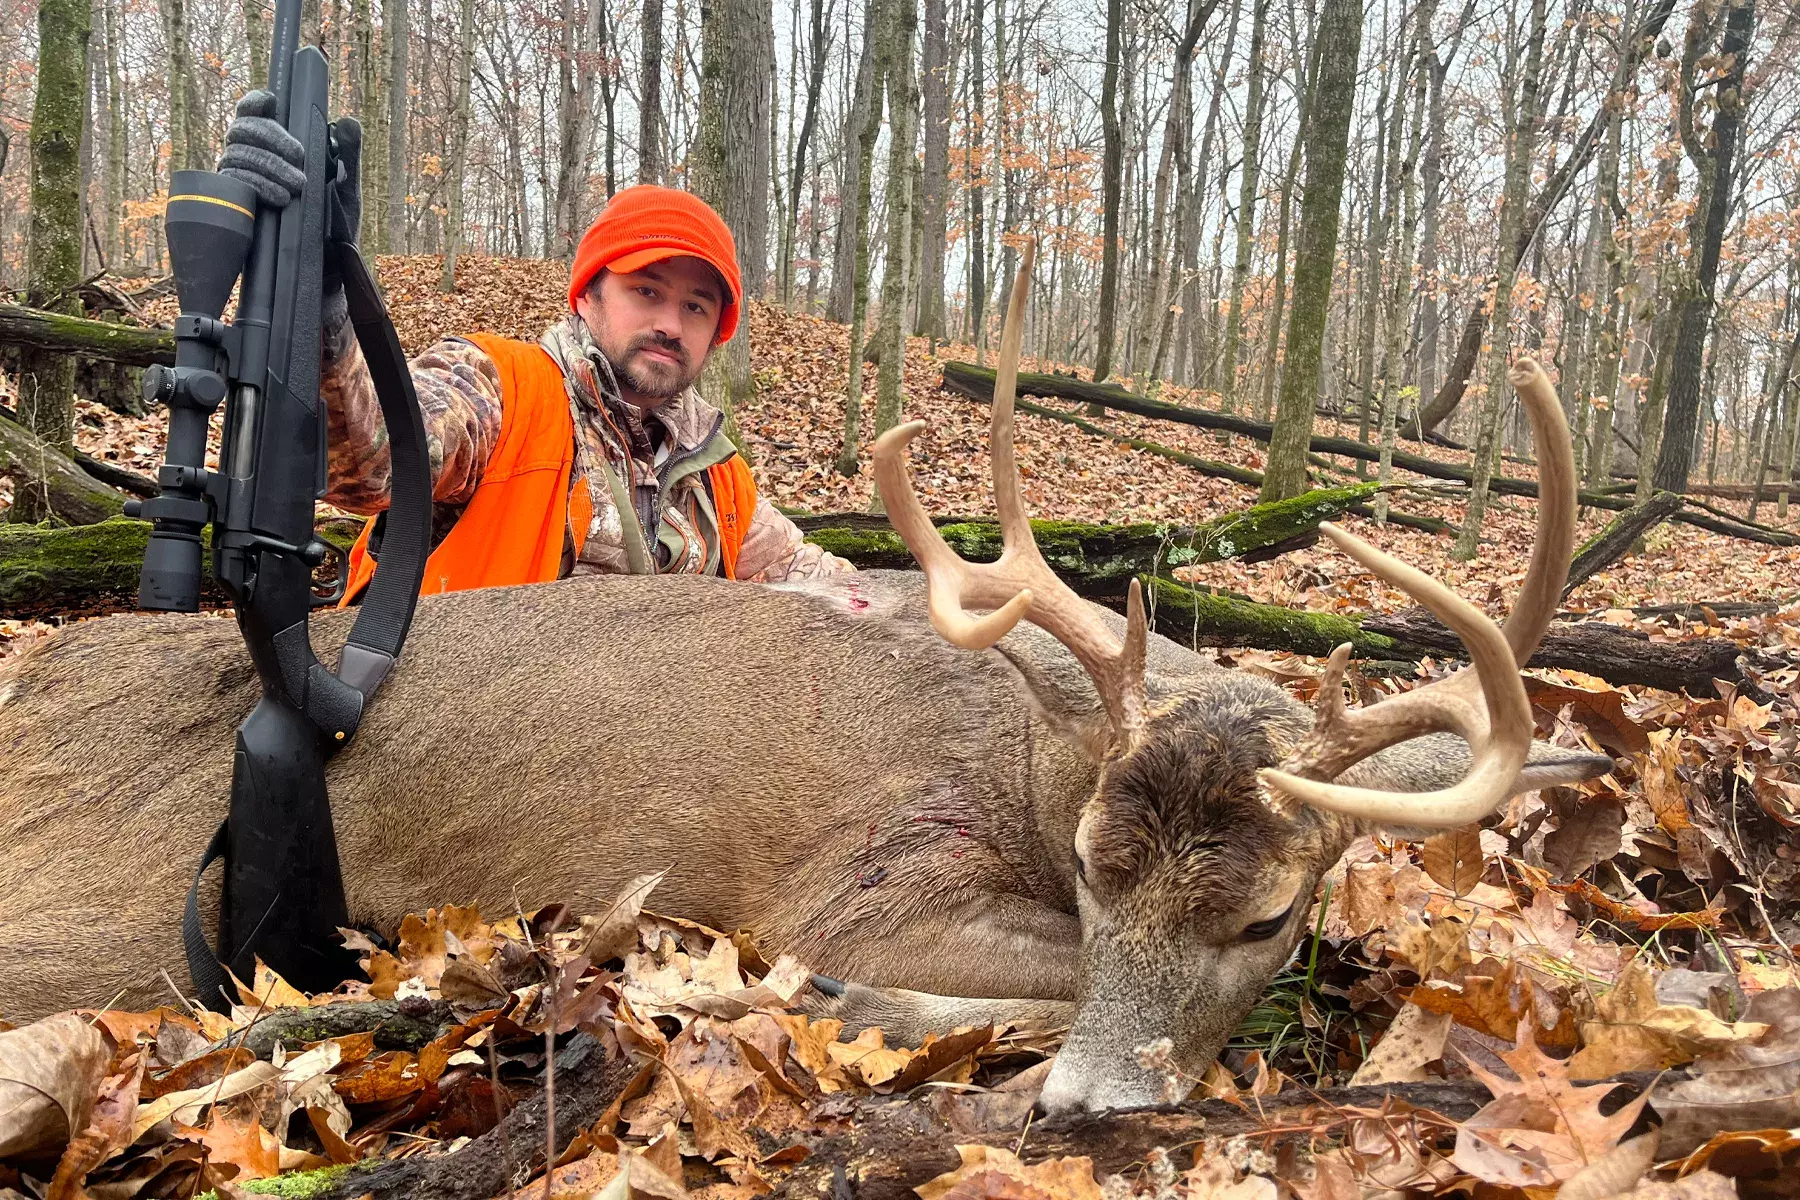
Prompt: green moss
<box><xmin>0</xmin><ymin>515</ymin><xmax>366</xmax><ymax>614</ymax></box>
<box><xmin>1144</xmin><ymin>575</ymin><xmax>1404</xmax><ymax>659</ymax></box>
<box><xmin>802</xmin><ymin>484</ymin><xmax>1381</xmax><ymax>589</ymax></box>
<box><xmin>194</xmin><ymin>1164</ymin><xmax>354</xmax><ymax>1200</ymax></box>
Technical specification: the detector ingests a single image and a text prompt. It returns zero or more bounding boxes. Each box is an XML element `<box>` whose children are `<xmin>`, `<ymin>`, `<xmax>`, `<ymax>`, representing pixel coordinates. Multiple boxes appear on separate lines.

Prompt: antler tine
<box><xmin>872</xmin><ymin>238</ymin><xmax>1150</xmax><ymax>747</ymax></box>
<box><xmin>1501</xmin><ymin>357</ymin><xmax>1575</xmax><ymax>663</ymax></box>
<box><xmin>1259</xmin><ymin>355</ymin><xmax>1572</xmax><ymax>829</ymax></box>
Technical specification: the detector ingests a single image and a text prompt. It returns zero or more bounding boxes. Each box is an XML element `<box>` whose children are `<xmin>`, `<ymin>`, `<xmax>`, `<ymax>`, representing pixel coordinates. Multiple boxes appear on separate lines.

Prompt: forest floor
<box><xmin>3</xmin><ymin>256</ymin><xmax>1799</xmax><ymax>1199</ymax></box>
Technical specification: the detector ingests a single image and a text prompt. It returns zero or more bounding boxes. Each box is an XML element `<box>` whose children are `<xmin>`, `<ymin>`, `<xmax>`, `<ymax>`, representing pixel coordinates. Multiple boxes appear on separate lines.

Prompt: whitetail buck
<box><xmin>0</xmin><ymin>246</ymin><xmax>1604</xmax><ymax>1114</ymax></box>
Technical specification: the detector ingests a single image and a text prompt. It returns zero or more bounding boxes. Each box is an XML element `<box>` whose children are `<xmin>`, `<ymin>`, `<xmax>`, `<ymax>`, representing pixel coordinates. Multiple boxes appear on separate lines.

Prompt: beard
<box><xmin>607</xmin><ymin>333</ymin><xmax>697</xmax><ymax>401</ymax></box>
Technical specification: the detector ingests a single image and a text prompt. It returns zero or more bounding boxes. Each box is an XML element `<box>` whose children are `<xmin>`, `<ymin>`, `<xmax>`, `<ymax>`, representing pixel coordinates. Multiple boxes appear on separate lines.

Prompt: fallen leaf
<box><xmin>177</xmin><ymin>1109</ymin><xmax>280</xmax><ymax>1182</ymax></box>
<box><xmin>1568</xmin><ymin>960</ymin><xmax>1768</xmax><ymax>1078</ymax></box>
<box><xmin>130</xmin><ymin>1061</ymin><xmax>279</xmax><ymax>1141</ymax></box>
<box><xmin>1421</xmin><ymin>827</ymin><xmax>1485</xmax><ymax>897</ymax></box>
<box><xmin>1653</xmin><ymin>985</ymin><xmax>1800</xmax><ymax>1156</ymax></box>
<box><xmin>0</xmin><ymin>1012</ymin><xmax>111</xmax><ymax>1160</ymax></box>
<box><xmin>826</xmin><ymin>1027</ymin><xmax>911</xmax><ymax>1089</ymax></box>
<box><xmin>916</xmin><ymin>1145</ymin><xmax>1102</xmax><ymax>1200</ymax></box>
<box><xmin>1452</xmin><ymin>1017</ymin><xmax>1651</xmax><ymax>1185</ymax></box>
<box><xmin>580</xmin><ymin>871</ymin><xmax>667</xmax><ymax>964</ymax></box>
<box><xmin>1349</xmin><ymin>1004</ymin><xmax>1450</xmax><ymax>1085</ymax></box>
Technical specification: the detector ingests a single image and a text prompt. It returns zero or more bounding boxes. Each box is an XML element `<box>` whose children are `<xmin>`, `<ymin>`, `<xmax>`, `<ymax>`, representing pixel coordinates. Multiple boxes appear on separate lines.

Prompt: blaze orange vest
<box><xmin>342</xmin><ymin>332</ymin><xmax>756</xmax><ymax>602</ymax></box>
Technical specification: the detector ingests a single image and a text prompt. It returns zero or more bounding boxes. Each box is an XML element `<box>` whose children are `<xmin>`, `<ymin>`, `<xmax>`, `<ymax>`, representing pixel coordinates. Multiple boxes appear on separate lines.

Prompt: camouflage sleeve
<box><xmin>734</xmin><ymin>497</ymin><xmax>857</xmax><ymax>583</ymax></box>
<box><xmin>320</xmin><ymin>312</ymin><xmax>504</xmax><ymax>514</ymax></box>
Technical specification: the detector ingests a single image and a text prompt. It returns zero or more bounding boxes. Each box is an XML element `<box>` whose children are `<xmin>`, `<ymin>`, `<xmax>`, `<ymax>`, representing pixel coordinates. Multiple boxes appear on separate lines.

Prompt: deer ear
<box><xmin>1336</xmin><ymin>733</ymin><xmax>1613</xmax><ymax>799</ymax></box>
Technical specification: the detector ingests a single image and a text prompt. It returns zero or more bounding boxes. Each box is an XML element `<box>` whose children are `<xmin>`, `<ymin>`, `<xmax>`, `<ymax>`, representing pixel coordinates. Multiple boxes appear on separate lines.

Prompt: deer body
<box><xmin>1</xmin><ymin>569</ymin><xmax>1284</xmax><ymax>1014</ymax></box>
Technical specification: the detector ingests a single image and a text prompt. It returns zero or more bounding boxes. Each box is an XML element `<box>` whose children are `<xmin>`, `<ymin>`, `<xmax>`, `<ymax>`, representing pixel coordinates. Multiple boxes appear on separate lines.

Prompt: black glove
<box><xmin>218</xmin><ymin>90</ymin><xmax>306</xmax><ymax>208</ymax></box>
<box><xmin>321</xmin><ymin>118</ymin><xmax>364</xmax><ymax>339</ymax></box>
<box><xmin>327</xmin><ymin>118</ymin><xmax>363</xmax><ymax>248</ymax></box>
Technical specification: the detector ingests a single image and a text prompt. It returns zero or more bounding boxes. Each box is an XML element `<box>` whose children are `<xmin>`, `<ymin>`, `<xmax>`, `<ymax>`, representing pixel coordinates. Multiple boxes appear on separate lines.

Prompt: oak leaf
<box><xmin>0</xmin><ymin>1013</ymin><xmax>112</xmax><ymax>1160</ymax></box>
<box><xmin>1420</xmin><ymin>827</ymin><xmax>1485</xmax><ymax>897</ymax></box>
<box><xmin>1567</xmin><ymin>960</ymin><xmax>1768</xmax><ymax>1078</ymax></box>
<box><xmin>1451</xmin><ymin>1017</ymin><xmax>1651</xmax><ymax>1186</ymax></box>
<box><xmin>916</xmin><ymin>1145</ymin><xmax>1102</xmax><ymax>1200</ymax></box>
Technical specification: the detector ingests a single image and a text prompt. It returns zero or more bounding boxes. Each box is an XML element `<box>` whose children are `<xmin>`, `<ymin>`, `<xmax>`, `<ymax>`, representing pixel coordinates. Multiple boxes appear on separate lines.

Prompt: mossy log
<box><xmin>799</xmin><ymin>482</ymin><xmax>1384</xmax><ymax>592</ymax></box>
<box><xmin>1001</xmin><ymin>393</ymin><xmax>1453</xmax><ymax>535</ymax></box>
<box><xmin>0</xmin><ymin>411</ymin><xmax>129</xmax><ymax>526</ymax></box>
<box><xmin>942</xmin><ymin>362</ymin><xmax>1797</xmax><ymax>546</ymax></box>
<box><xmin>1144</xmin><ymin>578</ymin><xmax>1779</xmax><ymax>695</ymax></box>
<box><xmin>0</xmin><ymin>515</ymin><xmax>363</xmax><ymax>615</ymax></box>
<box><xmin>0</xmin><ymin>300</ymin><xmax>175</xmax><ymax>367</ymax></box>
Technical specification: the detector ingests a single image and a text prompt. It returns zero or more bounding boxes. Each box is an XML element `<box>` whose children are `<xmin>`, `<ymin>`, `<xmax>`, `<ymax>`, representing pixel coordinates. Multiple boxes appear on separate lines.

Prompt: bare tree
<box><xmin>913</xmin><ymin>0</ymin><xmax>949</xmax><ymax>341</ymax></box>
<box><xmin>440</xmin><ymin>0</ymin><xmax>477</xmax><ymax>292</ymax></box>
<box><xmin>13</xmin><ymin>0</ymin><xmax>91</xmax><ymax>520</ymax></box>
<box><xmin>1261</xmin><ymin>0</ymin><xmax>1362</xmax><ymax>502</ymax></box>
<box><xmin>1220</xmin><ymin>0</ymin><xmax>1269</xmax><ymax>413</ymax></box>
<box><xmin>1091</xmin><ymin>0</ymin><xmax>1124</xmax><ymax>383</ymax></box>
<box><xmin>641</xmin><ymin>0</ymin><xmax>666</xmax><ymax>181</ymax></box>
<box><xmin>1654</xmin><ymin>0</ymin><xmax>1756</xmax><ymax>494</ymax></box>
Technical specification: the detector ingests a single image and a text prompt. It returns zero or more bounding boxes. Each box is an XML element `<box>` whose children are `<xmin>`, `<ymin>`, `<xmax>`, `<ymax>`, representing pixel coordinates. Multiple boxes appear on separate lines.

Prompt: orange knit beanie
<box><xmin>567</xmin><ymin>186</ymin><xmax>743</xmax><ymax>345</ymax></box>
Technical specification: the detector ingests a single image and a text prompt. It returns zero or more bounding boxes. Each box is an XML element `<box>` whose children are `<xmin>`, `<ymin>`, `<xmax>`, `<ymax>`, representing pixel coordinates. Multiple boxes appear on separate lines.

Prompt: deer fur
<box><xmin>0</xmin><ymin>567</ymin><xmax>1605</xmax><ymax>1112</ymax></box>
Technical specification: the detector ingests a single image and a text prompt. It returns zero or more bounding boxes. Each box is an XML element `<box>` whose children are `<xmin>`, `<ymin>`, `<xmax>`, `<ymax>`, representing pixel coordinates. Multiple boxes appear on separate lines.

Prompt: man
<box><xmin>219</xmin><ymin>95</ymin><xmax>851</xmax><ymax>594</ymax></box>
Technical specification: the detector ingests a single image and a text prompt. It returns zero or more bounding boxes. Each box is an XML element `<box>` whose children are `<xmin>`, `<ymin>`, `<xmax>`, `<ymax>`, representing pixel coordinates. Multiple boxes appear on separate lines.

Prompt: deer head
<box><xmin>873</xmin><ymin>242</ymin><xmax>1609</xmax><ymax>1113</ymax></box>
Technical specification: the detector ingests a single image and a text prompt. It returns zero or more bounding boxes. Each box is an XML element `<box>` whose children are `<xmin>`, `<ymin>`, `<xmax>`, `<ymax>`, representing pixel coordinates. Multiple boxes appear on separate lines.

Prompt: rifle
<box><xmin>128</xmin><ymin>0</ymin><xmax>433</xmax><ymax>1006</ymax></box>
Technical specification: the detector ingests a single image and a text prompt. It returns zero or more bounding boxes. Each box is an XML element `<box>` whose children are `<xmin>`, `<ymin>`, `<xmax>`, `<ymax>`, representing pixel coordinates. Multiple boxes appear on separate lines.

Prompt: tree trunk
<box><xmin>695</xmin><ymin>0</ymin><xmax>775</xmax><ymax>446</ymax></box>
<box><xmin>384</xmin><ymin>0</ymin><xmax>408</xmax><ymax>251</ymax></box>
<box><xmin>870</xmin><ymin>0</ymin><xmax>919</xmax><ymax>457</ymax></box>
<box><xmin>913</xmin><ymin>0</ymin><xmax>949</xmax><ymax>341</ymax></box>
<box><xmin>1091</xmin><ymin>0</ymin><xmax>1124</xmax><ymax>383</ymax></box>
<box><xmin>1260</xmin><ymin>0</ymin><xmax>1362</xmax><ymax>502</ymax></box>
<box><xmin>103</xmin><ymin>0</ymin><xmax>123</xmax><ymax>266</ymax></box>
<box><xmin>554</xmin><ymin>0</ymin><xmax>583</xmax><ymax>256</ymax></box>
<box><xmin>1</xmin><ymin>413</ymin><xmax>127</xmax><ymax>528</ymax></box>
<box><xmin>244</xmin><ymin>0</ymin><xmax>270</xmax><ymax>89</ymax></box>
<box><xmin>1652</xmin><ymin>0</ymin><xmax>1754</xmax><ymax>495</ymax></box>
<box><xmin>1220</xmin><ymin>0</ymin><xmax>1268</xmax><ymax>414</ymax></box>
<box><xmin>828</xmin><ymin>17</ymin><xmax>879</xmax><ymax>324</ymax></box>
<box><xmin>780</xmin><ymin>0</ymin><xmax>829</xmax><ymax>308</ymax></box>
<box><xmin>1563</xmin><ymin>491</ymin><xmax>1685</xmax><ymax>598</ymax></box>
<box><xmin>157</xmin><ymin>0</ymin><xmax>192</xmax><ymax>173</ymax></box>
<box><xmin>13</xmin><ymin>0</ymin><xmax>92</xmax><ymax>522</ymax></box>
<box><xmin>439</xmin><ymin>0</ymin><xmax>477</xmax><ymax>293</ymax></box>
<box><xmin>640</xmin><ymin>0</ymin><xmax>666</xmax><ymax>182</ymax></box>
<box><xmin>963</xmin><ymin>0</ymin><xmax>986</xmax><ymax>348</ymax></box>
<box><xmin>835</xmin><ymin>0</ymin><xmax>888</xmax><ymax>476</ymax></box>
<box><xmin>1452</xmin><ymin>0</ymin><xmax>1546</xmax><ymax>560</ymax></box>
<box><xmin>1375</xmin><ymin>0</ymin><xmax>1430</xmax><ymax>523</ymax></box>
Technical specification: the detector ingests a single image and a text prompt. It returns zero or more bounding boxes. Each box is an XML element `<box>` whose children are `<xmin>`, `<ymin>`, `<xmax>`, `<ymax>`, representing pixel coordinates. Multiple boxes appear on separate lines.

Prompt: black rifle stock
<box><xmin>134</xmin><ymin>0</ymin><xmax>433</xmax><ymax>1005</ymax></box>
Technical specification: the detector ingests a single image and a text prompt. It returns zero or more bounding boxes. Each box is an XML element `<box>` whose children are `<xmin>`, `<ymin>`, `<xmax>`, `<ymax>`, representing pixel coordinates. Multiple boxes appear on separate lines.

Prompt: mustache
<box><xmin>628</xmin><ymin>332</ymin><xmax>688</xmax><ymax>368</ymax></box>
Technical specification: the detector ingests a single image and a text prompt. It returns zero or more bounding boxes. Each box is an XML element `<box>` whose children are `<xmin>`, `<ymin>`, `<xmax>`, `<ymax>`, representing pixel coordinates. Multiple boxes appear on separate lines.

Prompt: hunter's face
<box><xmin>579</xmin><ymin>257</ymin><xmax>725</xmax><ymax>407</ymax></box>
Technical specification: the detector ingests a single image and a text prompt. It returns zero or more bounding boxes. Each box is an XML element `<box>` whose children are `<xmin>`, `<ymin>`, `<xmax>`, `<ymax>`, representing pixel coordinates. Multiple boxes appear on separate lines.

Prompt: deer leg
<box><xmin>800</xmin><ymin>978</ymin><xmax>1075</xmax><ymax>1044</ymax></box>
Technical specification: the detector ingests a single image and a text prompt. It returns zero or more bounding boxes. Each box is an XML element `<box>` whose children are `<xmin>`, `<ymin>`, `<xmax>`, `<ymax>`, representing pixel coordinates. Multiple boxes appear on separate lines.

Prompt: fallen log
<box><xmin>0</xmin><ymin>300</ymin><xmax>175</xmax><ymax>367</ymax></box>
<box><xmin>942</xmin><ymin>362</ymin><xmax>1799</xmax><ymax>547</ymax></box>
<box><xmin>1145</xmin><ymin>579</ymin><xmax>1776</xmax><ymax>696</ymax></box>
<box><xmin>0</xmin><ymin>515</ymin><xmax>363</xmax><ymax>614</ymax></box>
<box><xmin>798</xmin><ymin>483</ymin><xmax>1384</xmax><ymax>594</ymax></box>
<box><xmin>1002</xmin><ymin>395</ymin><xmax>1453</xmax><ymax>535</ymax></box>
<box><xmin>2</xmin><ymin>489</ymin><xmax>1376</xmax><ymax>616</ymax></box>
<box><xmin>1361</xmin><ymin>604</ymin><xmax>1779</xmax><ymax>697</ymax></box>
<box><xmin>1564</xmin><ymin>491</ymin><xmax>1686</xmax><ymax>598</ymax></box>
<box><xmin>769</xmin><ymin>1073</ymin><xmax>1667</xmax><ymax>1200</ymax></box>
<box><xmin>211</xmin><ymin>1000</ymin><xmax>454</xmax><ymax>1059</ymax></box>
<box><xmin>315</xmin><ymin>1032</ymin><xmax>639</xmax><ymax>1200</ymax></box>
<box><xmin>0</xmin><ymin>403</ymin><xmax>158</xmax><ymax>497</ymax></box>
<box><xmin>0</xmin><ymin>412</ymin><xmax>129</xmax><ymax>526</ymax></box>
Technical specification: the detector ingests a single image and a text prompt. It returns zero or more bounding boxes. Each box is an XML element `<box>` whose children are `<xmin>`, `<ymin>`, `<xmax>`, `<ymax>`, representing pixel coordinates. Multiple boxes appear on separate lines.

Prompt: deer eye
<box><xmin>1241</xmin><ymin>902</ymin><xmax>1296</xmax><ymax>942</ymax></box>
<box><xmin>1073</xmin><ymin>855</ymin><xmax>1088</xmax><ymax>884</ymax></box>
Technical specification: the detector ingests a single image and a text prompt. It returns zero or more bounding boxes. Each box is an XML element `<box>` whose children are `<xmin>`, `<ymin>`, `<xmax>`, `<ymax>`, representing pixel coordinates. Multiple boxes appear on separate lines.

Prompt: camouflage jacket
<box><xmin>319</xmin><ymin>310</ymin><xmax>852</xmax><ymax>582</ymax></box>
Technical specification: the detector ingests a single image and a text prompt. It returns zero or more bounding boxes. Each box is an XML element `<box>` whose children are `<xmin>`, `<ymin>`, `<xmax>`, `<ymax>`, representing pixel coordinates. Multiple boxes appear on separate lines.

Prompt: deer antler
<box><xmin>873</xmin><ymin>239</ymin><xmax>1150</xmax><ymax>748</ymax></box>
<box><xmin>1259</xmin><ymin>357</ymin><xmax>1575</xmax><ymax>829</ymax></box>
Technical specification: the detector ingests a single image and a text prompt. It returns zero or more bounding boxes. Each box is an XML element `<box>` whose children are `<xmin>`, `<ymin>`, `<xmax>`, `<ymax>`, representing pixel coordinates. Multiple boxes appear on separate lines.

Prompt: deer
<box><xmin>0</xmin><ymin>244</ymin><xmax>1606</xmax><ymax>1115</ymax></box>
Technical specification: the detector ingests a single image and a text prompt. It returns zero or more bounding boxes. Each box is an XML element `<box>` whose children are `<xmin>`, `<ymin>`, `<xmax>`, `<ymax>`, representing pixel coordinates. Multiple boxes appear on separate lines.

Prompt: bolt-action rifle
<box><xmin>130</xmin><ymin>0</ymin><xmax>433</xmax><ymax>1006</ymax></box>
